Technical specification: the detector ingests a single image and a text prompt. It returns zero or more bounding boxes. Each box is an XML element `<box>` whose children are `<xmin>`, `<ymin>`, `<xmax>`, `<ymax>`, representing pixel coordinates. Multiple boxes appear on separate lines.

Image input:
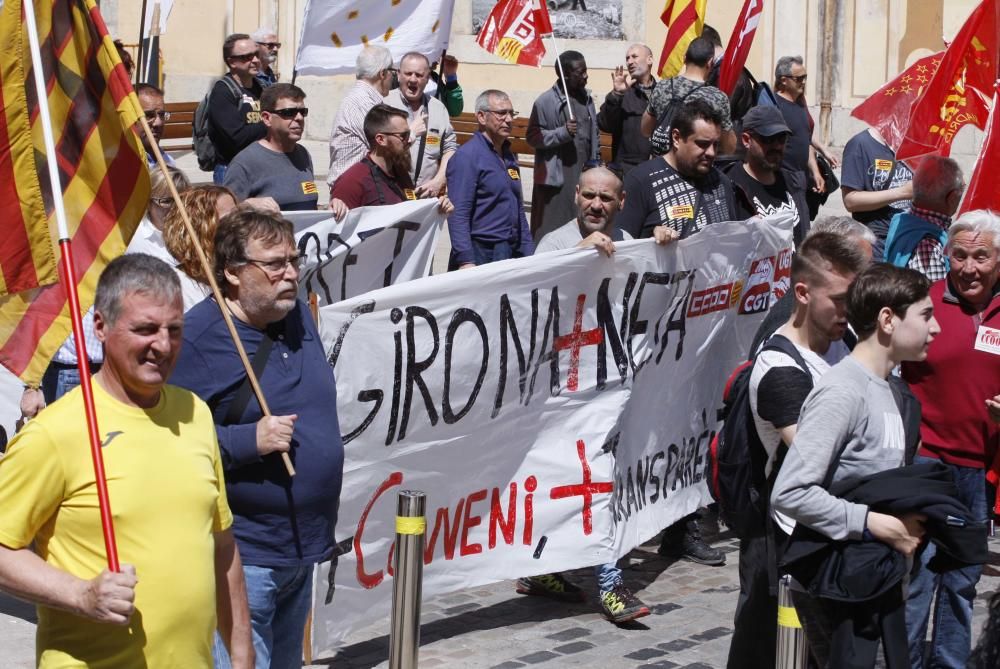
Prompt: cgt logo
<box><xmin>687</xmin><ymin>283</ymin><xmax>739</xmax><ymax>317</ymax></box>
<box><xmin>738</xmin><ymin>256</ymin><xmax>775</xmax><ymax>315</ymax></box>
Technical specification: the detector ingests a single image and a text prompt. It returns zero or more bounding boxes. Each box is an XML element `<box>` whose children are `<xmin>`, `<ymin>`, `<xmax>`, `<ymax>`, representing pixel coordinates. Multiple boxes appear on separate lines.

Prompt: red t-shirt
<box><xmin>901</xmin><ymin>279</ymin><xmax>1000</xmax><ymax>469</ymax></box>
<box><xmin>330</xmin><ymin>157</ymin><xmax>416</xmax><ymax>209</ymax></box>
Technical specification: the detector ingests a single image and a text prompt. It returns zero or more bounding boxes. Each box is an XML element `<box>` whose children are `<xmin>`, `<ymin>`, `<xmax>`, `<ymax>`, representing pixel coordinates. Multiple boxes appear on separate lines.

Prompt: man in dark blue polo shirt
<box><xmin>446</xmin><ymin>89</ymin><xmax>535</xmax><ymax>270</ymax></box>
<box><xmin>171</xmin><ymin>209</ymin><xmax>343</xmax><ymax>669</ymax></box>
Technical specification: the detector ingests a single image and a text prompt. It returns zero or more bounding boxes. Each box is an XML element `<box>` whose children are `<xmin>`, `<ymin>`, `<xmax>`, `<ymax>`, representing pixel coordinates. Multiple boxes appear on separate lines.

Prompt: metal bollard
<box><xmin>776</xmin><ymin>575</ymin><xmax>809</xmax><ymax>669</ymax></box>
<box><xmin>389</xmin><ymin>491</ymin><xmax>426</xmax><ymax>669</ymax></box>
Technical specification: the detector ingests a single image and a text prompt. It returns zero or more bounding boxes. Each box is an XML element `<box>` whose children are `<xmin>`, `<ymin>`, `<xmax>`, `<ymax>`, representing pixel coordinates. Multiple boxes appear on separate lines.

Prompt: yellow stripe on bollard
<box><xmin>395</xmin><ymin>516</ymin><xmax>426</xmax><ymax>535</ymax></box>
<box><xmin>777</xmin><ymin>605</ymin><xmax>802</xmax><ymax>629</ymax></box>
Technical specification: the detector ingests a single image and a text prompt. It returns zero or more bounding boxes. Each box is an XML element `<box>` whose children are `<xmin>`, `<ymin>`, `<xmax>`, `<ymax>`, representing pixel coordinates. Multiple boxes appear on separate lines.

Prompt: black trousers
<box><xmin>727</xmin><ymin>532</ymin><xmax>778</xmax><ymax>668</ymax></box>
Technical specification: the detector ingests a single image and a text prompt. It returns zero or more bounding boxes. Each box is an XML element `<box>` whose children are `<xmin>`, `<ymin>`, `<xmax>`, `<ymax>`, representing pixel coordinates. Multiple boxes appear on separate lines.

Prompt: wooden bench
<box><xmin>451</xmin><ymin>111</ymin><xmax>613</xmax><ymax>168</ymax></box>
<box><xmin>155</xmin><ymin>104</ymin><xmax>614</xmax><ymax>166</ymax></box>
<box><xmin>161</xmin><ymin>101</ymin><xmax>198</xmax><ymax>152</ymax></box>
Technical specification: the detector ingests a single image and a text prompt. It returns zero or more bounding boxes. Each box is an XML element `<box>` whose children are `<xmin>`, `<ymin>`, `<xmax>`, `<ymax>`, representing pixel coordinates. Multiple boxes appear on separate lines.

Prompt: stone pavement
<box><xmin>0</xmin><ymin>523</ymin><xmax>997</xmax><ymax>667</ymax></box>
<box><xmin>309</xmin><ymin>525</ymin><xmax>1000</xmax><ymax>669</ymax></box>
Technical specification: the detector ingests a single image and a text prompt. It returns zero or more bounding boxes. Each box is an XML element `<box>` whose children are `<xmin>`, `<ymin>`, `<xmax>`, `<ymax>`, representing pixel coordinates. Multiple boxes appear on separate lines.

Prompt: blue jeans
<box><xmin>40</xmin><ymin>361</ymin><xmax>101</xmax><ymax>404</ymax></box>
<box><xmin>213</xmin><ymin>163</ymin><xmax>229</xmax><ymax>185</ymax></box>
<box><xmin>593</xmin><ymin>562</ymin><xmax>622</xmax><ymax>594</ymax></box>
<box><xmin>905</xmin><ymin>456</ymin><xmax>988</xmax><ymax>668</ymax></box>
<box><xmin>213</xmin><ymin>564</ymin><xmax>313</xmax><ymax>669</ymax></box>
<box><xmin>448</xmin><ymin>239</ymin><xmax>520</xmax><ymax>270</ymax></box>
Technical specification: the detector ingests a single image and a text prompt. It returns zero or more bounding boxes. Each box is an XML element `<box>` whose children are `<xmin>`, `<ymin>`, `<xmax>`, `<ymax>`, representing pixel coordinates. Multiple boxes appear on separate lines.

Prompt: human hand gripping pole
<box><xmin>137</xmin><ymin>114</ymin><xmax>296</xmax><ymax>477</ymax></box>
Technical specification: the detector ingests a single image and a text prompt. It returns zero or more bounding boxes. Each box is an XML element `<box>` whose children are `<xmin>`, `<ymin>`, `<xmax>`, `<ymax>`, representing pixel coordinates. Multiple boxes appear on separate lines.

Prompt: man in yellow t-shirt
<box><xmin>0</xmin><ymin>254</ymin><xmax>253</xmax><ymax>668</ymax></box>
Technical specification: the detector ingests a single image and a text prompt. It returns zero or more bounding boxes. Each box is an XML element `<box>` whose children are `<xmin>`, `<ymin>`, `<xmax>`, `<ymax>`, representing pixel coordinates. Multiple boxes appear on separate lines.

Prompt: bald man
<box><xmin>537</xmin><ymin>166</ymin><xmax>677</xmax><ymax>255</ymax></box>
<box><xmin>526</xmin><ymin>167</ymin><xmax>675</xmax><ymax>623</ymax></box>
<box><xmin>598</xmin><ymin>44</ymin><xmax>656</xmax><ymax>177</ymax></box>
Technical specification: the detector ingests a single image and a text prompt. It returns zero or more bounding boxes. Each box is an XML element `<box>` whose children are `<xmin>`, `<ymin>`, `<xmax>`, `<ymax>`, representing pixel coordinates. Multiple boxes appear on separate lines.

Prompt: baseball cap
<box><xmin>740</xmin><ymin>106</ymin><xmax>791</xmax><ymax>137</ymax></box>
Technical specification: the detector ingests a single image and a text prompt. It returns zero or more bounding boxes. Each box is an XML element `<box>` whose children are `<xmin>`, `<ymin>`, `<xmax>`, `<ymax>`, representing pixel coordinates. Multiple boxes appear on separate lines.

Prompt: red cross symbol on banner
<box><xmin>549</xmin><ymin>439</ymin><xmax>613</xmax><ymax>535</ymax></box>
<box><xmin>553</xmin><ymin>294</ymin><xmax>603</xmax><ymax>392</ymax></box>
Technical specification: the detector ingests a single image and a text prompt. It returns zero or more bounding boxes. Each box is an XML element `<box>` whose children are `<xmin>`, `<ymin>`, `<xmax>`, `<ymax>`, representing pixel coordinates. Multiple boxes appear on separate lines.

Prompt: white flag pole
<box><xmin>547</xmin><ymin>34</ymin><xmax>575</xmax><ymax>121</ymax></box>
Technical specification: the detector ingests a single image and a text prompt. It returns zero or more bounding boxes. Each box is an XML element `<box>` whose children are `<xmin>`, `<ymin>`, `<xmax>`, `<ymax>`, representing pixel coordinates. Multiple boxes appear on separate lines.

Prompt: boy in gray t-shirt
<box><xmin>770</xmin><ymin>264</ymin><xmax>940</xmax><ymax>668</ymax></box>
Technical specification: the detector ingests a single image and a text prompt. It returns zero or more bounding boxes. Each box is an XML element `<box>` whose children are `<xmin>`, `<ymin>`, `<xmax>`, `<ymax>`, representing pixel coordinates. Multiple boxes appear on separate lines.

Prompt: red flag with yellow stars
<box><xmin>958</xmin><ymin>82</ymin><xmax>1000</xmax><ymax>214</ymax></box>
<box><xmin>0</xmin><ymin>0</ymin><xmax>149</xmax><ymax>384</ymax></box>
<box><xmin>896</xmin><ymin>0</ymin><xmax>997</xmax><ymax>161</ymax></box>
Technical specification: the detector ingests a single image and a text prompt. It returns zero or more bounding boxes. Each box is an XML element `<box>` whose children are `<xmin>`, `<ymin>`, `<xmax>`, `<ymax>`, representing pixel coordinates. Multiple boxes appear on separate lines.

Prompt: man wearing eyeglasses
<box><xmin>224</xmin><ymin>83</ymin><xmax>347</xmax><ymax>217</ymax></box>
<box><xmin>331</xmin><ymin>103</ymin><xmax>453</xmax><ymax>215</ymax></box>
<box><xmin>723</xmin><ymin>105</ymin><xmax>809</xmax><ymax>243</ymax></box>
<box><xmin>446</xmin><ymin>89</ymin><xmax>534</xmax><ymax>270</ymax></box>
<box><xmin>252</xmin><ymin>27</ymin><xmax>280</xmax><ymax>88</ymax></box>
<box><xmin>135</xmin><ymin>83</ymin><xmax>175</xmax><ymax>167</ymax></box>
<box><xmin>171</xmin><ymin>209</ymin><xmax>344</xmax><ymax>669</ymax></box>
<box><xmin>208</xmin><ymin>33</ymin><xmax>266</xmax><ymax>185</ymax></box>
<box><xmin>328</xmin><ymin>46</ymin><xmax>396</xmax><ymax>186</ymax></box>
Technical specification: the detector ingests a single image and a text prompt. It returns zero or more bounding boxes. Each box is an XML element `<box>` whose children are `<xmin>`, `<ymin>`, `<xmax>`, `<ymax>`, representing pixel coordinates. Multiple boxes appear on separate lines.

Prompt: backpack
<box><xmin>193</xmin><ymin>75</ymin><xmax>242</xmax><ymax>172</ymax></box>
<box><xmin>649</xmin><ymin>79</ymin><xmax>706</xmax><ymax>156</ymax></box>
<box><xmin>708</xmin><ymin>334</ymin><xmax>811</xmax><ymax>538</ymax></box>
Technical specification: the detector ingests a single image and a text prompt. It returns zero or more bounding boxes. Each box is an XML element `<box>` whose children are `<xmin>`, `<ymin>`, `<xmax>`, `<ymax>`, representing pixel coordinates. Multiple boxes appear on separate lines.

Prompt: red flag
<box><xmin>896</xmin><ymin>0</ymin><xmax>997</xmax><ymax>161</ymax></box>
<box><xmin>958</xmin><ymin>83</ymin><xmax>1000</xmax><ymax>214</ymax></box>
<box><xmin>718</xmin><ymin>0</ymin><xmax>764</xmax><ymax>95</ymax></box>
<box><xmin>476</xmin><ymin>0</ymin><xmax>552</xmax><ymax>67</ymax></box>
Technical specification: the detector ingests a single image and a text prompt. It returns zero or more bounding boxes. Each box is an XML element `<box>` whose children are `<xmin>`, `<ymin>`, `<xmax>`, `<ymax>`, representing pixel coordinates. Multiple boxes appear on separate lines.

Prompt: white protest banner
<box><xmin>286</xmin><ymin>199</ymin><xmax>445</xmax><ymax>306</ymax></box>
<box><xmin>295</xmin><ymin>0</ymin><xmax>456</xmax><ymax>76</ymax></box>
<box><xmin>311</xmin><ymin>216</ymin><xmax>794</xmax><ymax>650</ymax></box>
<box><xmin>0</xmin><ymin>366</ymin><xmax>20</xmax><ymax>449</ymax></box>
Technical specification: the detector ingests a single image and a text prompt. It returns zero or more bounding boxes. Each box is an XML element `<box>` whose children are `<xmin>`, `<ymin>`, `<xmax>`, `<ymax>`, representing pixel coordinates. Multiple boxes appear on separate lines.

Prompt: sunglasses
<box><xmin>258</xmin><ymin>42</ymin><xmax>281</xmax><ymax>49</ymax></box>
<box><xmin>784</xmin><ymin>74</ymin><xmax>807</xmax><ymax>83</ymax></box>
<box><xmin>228</xmin><ymin>52</ymin><xmax>258</xmax><ymax>63</ymax></box>
<box><xmin>143</xmin><ymin>110</ymin><xmax>171</xmax><ymax>121</ymax></box>
<box><xmin>270</xmin><ymin>107</ymin><xmax>308</xmax><ymax>119</ymax></box>
<box><xmin>381</xmin><ymin>130</ymin><xmax>411</xmax><ymax>143</ymax></box>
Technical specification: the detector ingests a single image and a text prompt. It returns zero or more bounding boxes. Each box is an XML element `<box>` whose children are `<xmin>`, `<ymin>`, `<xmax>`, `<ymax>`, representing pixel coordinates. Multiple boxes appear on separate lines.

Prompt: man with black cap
<box><xmin>725</xmin><ymin>105</ymin><xmax>809</xmax><ymax>242</ymax></box>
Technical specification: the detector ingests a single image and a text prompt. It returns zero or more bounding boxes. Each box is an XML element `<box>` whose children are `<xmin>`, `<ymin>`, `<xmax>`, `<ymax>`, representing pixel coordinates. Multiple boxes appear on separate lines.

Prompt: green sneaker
<box><xmin>599</xmin><ymin>584</ymin><xmax>651</xmax><ymax>623</ymax></box>
<box><xmin>515</xmin><ymin>573</ymin><xmax>586</xmax><ymax>602</ymax></box>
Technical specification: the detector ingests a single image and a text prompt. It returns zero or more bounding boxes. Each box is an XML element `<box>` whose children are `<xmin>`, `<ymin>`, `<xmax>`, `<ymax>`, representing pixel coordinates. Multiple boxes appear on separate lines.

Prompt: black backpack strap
<box><xmin>223</xmin><ymin>325</ymin><xmax>275</xmax><ymax>425</ymax></box>
<box><xmin>760</xmin><ymin>333</ymin><xmax>810</xmax><ymax>376</ymax></box>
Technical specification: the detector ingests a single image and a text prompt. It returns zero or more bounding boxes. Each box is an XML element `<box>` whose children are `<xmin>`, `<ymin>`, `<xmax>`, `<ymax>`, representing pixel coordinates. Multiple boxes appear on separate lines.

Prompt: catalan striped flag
<box><xmin>0</xmin><ymin>0</ymin><xmax>149</xmax><ymax>385</ymax></box>
<box><xmin>658</xmin><ymin>0</ymin><xmax>708</xmax><ymax>79</ymax></box>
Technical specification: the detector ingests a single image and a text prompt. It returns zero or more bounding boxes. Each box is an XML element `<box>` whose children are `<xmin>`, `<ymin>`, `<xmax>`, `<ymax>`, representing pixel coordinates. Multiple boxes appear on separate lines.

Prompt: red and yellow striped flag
<box><xmin>0</xmin><ymin>0</ymin><xmax>149</xmax><ymax>385</ymax></box>
<box><xmin>658</xmin><ymin>0</ymin><xmax>708</xmax><ymax>78</ymax></box>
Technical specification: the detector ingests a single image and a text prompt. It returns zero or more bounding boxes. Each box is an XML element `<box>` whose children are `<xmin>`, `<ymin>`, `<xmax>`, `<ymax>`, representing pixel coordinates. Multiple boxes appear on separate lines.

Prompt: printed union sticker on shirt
<box><xmin>302</xmin><ymin>181</ymin><xmax>318</xmax><ymax>195</ymax></box>
<box><xmin>975</xmin><ymin>326</ymin><xmax>1000</xmax><ymax>355</ymax></box>
<box><xmin>875</xmin><ymin>159</ymin><xmax>893</xmax><ymax>172</ymax></box>
<box><xmin>667</xmin><ymin>205</ymin><xmax>694</xmax><ymax>221</ymax></box>
<box><xmin>507</xmin><ymin>168</ymin><xmax>520</xmax><ymax>180</ymax></box>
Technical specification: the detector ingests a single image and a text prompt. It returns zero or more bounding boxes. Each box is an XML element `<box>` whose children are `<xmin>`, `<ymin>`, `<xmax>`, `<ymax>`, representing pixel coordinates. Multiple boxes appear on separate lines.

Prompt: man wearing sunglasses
<box><xmin>208</xmin><ymin>33</ymin><xmax>266</xmax><ymax>185</ymax></box>
<box><xmin>332</xmin><ymin>103</ymin><xmax>453</xmax><ymax>215</ymax></box>
<box><xmin>773</xmin><ymin>56</ymin><xmax>825</xmax><ymax>208</ymax></box>
<box><xmin>135</xmin><ymin>83</ymin><xmax>175</xmax><ymax>167</ymax></box>
<box><xmin>724</xmin><ymin>105</ymin><xmax>809</xmax><ymax>243</ymax></box>
<box><xmin>251</xmin><ymin>27</ymin><xmax>280</xmax><ymax>88</ymax></box>
<box><xmin>224</xmin><ymin>83</ymin><xmax>347</xmax><ymax>217</ymax></box>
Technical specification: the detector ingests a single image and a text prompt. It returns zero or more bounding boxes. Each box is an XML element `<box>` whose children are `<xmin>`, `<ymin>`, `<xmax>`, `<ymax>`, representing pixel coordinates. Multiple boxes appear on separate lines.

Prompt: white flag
<box><xmin>296</xmin><ymin>0</ymin><xmax>456</xmax><ymax>76</ymax></box>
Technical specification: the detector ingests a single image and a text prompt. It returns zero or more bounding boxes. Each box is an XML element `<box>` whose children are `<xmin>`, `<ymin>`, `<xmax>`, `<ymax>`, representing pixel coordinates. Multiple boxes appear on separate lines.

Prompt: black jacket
<box><xmin>597</xmin><ymin>81</ymin><xmax>654</xmax><ymax>172</ymax></box>
<box><xmin>781</xmin><ymin>461</ymin><xmax>988</xmax><ymax>603</ymax></box>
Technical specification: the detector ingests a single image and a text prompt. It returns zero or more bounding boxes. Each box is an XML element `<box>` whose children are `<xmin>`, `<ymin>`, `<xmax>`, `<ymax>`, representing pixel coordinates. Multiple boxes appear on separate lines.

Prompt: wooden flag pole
<box><xmin>22</xmin><ymin>0</ymin><xmax>120</xmax><ymax>571</ymax></box>
<box><xmin>137</xmin><ymin>115</ymin><xmax>296</xmax><ymax>477</ymax></box>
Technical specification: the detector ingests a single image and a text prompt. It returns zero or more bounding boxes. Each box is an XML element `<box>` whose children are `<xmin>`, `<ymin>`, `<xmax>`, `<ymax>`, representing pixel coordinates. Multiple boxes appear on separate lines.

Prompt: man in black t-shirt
<box><xmin>726</xmin><ymin>106</ymin><xmax>809</xmax><ymax>242</ymax></box>
<box><xmin>772</xmin><ymin>56</ymin><xmax>824</xmax><ymax>204</ymax></box>
<box><xmin>208</xmin><ymin>33</ymin><xmax>267</xmax><ymax>185</ymax></box>
<box><xmin>840</xmin><ymin>127</ymin><xmax>914</xmax><ymax>257</ymax></box>
<box><xmin>619</xmin><ymin>98</ymin><xmax>736</xmax><ymax>243</ymax></box>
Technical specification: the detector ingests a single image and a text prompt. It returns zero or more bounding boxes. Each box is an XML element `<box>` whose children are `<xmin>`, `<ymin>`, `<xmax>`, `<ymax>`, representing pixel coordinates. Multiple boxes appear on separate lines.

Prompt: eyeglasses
<box><xmin>385</xmin><ymin>67</ymin><xmax>399</xmax><ymax>76</ymax></box>
<box><xmin>784</xmin><ymin>74</ymin><xmax>807</xmax><ymax>83</ymax></box>
<box><xmin>150</xmin><ymin>196</ymin><xmax>174</xmax><ymax>207</ymax></box>
<box><xmin>228</xmin><ymin>52</ymin><xmax>258</xmax><ymax>63</ymax></box>
<box><xmin>485</xmin><ymin>108</ymin><xmax>518</xmax><ymax>119</ymax></box>
<box><xmin>144</xmin><ymin>110</ymin><xmax>171</xmax><ymax>121</ymax></box>
<box><xmin>381</xmin><ymin>130</ymin><xmax>411</xmax><ymax>143</ymax></box>
<box><xmin>243</xmin><ymin>253</ymin><xmax>304</xmax><ymax>277</ymax></box>
<box><xmin>270</xmin><ymin>107</ymin><xmax>308</xmax><ymax>119</ymax></box>
<box><xmin>258</xmin><ymin>42</ymin><xmax>281</xmax><ymax>49</ymax></box>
